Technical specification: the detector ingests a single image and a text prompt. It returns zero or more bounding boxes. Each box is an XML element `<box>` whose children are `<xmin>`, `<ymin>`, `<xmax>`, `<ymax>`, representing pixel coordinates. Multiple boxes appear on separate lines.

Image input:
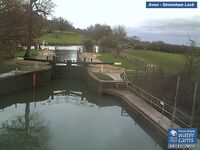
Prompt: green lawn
<box><xmin>97</xmin><ymin>53</ymin><xmax>142</xmax><ymax>70</ymax></box>
<box><xmin>40</xmin><ymin>32</ymin><xmax>85</xmax><ymax>45</ymax></box>
<box><xmin>15</xmin><ymin>49</ymin><xmax>41</xmax><ymax>58</ymax></box>
<box><xmin>92</xmin><ymin>72</ymin><xmax>114</xmax><ymax>81</ymax></box>
<box><xmin>125</xmin><ymin>49</ymin><xmax>186</xmax><ymax>74</ymax></box>
<box><xmin>0</xmin><ymin>64</ymin><xmax>18</xmax><ymax>74</ymax></box>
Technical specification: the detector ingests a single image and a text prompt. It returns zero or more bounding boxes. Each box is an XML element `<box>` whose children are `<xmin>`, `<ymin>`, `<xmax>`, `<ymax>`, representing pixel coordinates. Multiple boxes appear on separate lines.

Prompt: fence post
<box><xmin>171</xmin><ymin>76</ymin><xmax>180</xmax><ymax>128</ymax></box>
<box><xmin>190</xmin><ymin>82</ymin><xmax>198</xmax><ymax>127</ymax></box>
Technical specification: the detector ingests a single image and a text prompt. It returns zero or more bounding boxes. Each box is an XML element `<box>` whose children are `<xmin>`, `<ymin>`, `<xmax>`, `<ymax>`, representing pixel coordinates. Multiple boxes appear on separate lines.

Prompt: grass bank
<box><xmin>125</xmin><ymin>49</ymin><xmax>186</xmax><ymax>74</ymax></box>
<box><xmin>0</xmin><ymin>64</ymin><xmax>18</xmax><ymax>74</ymax></box>
<box><xmin>15</xmin><ymin>49</ymin><xmax>41</xmax><ymax>58</ymax></box>
<box><xmin>97</xmin><ymin>53</ymin><xmax>141</xmax><ymax>70</ymax></box>
<box><xmin>40</xmin><ymin>32</ymin><xmax>85</xmax><ymax>45</ymax></box>
<box><xmin>92</xmin><ymin>72</ymin><xmax>113</xmax><ymax>81</ymax></box>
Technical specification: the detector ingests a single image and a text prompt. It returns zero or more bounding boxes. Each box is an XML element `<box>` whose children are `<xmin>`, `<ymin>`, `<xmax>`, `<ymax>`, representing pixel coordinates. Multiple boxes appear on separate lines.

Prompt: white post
<box><xmin>35</xmin><ymin>61</ymin><xmax>38</xmax><ymax>69</ymax></box>
<box><xmin>100</xmin><ymin>65</ymin><xmax>104</xmax><ymax>72</ymax></box>
<box><xmin>190</xmin><ymin>82</ymin><xmax>198</xmax><ymax>127</ymax></box>
<box><xmin>171</xmin><ymin>76</ymin><xmax>180</xmax><ymax>128</ymax></box>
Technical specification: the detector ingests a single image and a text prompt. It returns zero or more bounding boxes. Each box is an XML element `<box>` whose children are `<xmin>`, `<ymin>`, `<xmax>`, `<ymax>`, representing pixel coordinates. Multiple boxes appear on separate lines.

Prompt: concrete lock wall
<box><xmin>0</xmin><ymin>65</ymin><xmax>116</xmax><ymax>96</ymax></box>
<box><xmin>52</xmin><ymin>65</ymin><xmax>85</xmax><ymax>79</ymax></box>
<box><xmin>0</xmin><ymin>68</ymin><xmax>52</xmax><ymax>96</ymax></box>
<box><xmin>85</xmin><ymin>68</ymin><xmax>120</xmax><ymax>93</ymax></box>
<box><xmin>52</xmin><ymin>65</ymin><xmax>118</xmax><ymax>93</ymax></box>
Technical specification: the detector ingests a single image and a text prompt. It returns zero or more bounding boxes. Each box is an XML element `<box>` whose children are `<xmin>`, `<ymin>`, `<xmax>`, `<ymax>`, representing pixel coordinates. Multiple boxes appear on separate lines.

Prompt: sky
<box><xmin>52</xmin><ymin>0</ymin><xmax>200</xmax><ymax>45</ymax></box>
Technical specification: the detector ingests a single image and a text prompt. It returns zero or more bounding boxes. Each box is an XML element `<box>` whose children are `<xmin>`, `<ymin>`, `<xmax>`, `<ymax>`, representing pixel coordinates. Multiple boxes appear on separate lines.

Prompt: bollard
<box><xmin>100</xmin><ymin>65</ymin><xmax>103</xmax><ymax>72</ymax></box>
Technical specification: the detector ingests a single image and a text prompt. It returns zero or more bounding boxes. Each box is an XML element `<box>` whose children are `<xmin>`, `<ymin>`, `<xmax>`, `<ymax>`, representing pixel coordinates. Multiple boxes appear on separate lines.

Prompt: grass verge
<box><xmin>15</xmin><ymin>49</ymin><xmax>41</xmax><ymax>58</ymax></box>
<box><xmin>97</xmin><ymin>53</ymin><xmax>142</xmax><ymax>70</ymax></box>
<box><xmin>92</xmin><ymin>72</ymin><xmax>113</xmax><ymax>81</ymax></box>
<box><xmin>125</xmin><ymin>49</ymin><xmax>186</xmax><ymax>74</ymax></box>
<box><xmin>0</xmin><ymin>64</ymin><xmax>18</xmax><ymax>74</ymax></box>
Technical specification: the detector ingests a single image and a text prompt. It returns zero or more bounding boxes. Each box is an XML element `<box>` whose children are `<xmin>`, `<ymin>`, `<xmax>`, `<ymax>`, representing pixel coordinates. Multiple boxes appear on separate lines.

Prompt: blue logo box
<box><xmin>168</xmin><ymin>128</ymin><xmax>198</xmax><ymax>149</ymax></box>
<box><xmin>146</xmin><ymin>1</ymin><xmax>198</xmax><ymax>8</ymax></box>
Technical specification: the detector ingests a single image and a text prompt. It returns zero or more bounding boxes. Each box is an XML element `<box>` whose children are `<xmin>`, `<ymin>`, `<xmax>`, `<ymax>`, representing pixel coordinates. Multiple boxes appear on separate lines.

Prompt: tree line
<box><xmin>0</xmin><ymin>0</ymin><xmax>55</xmax><ymax>60</ymax></box>
<box><xmin>0</xmin><ymin>1</ymin><xmax>199</xmax><ymax>61</ymax></box>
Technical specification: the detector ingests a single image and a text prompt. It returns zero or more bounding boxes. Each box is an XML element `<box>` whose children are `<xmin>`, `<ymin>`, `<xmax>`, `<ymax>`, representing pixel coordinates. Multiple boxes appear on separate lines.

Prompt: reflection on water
<box><xmin>0</xmin><ymin>79</ymin><xmax>165</xmax><ymax>150</ymax></box>
<box><xmin>0</xmin><ymin>102</ymin><xmax>51</xmax><ymax>150</ymax></box>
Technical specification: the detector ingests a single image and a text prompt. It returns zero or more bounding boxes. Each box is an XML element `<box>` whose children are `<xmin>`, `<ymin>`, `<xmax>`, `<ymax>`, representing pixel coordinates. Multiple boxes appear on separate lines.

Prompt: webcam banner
<box><xmin>146</xmin><ymin>1</ymin><xmax>198</xmax><ymax>8</ymax></box>
<box><xmin>168</xmin><ymin>128</ymin><xmax>198</xmax><ymax>149</ymax></box>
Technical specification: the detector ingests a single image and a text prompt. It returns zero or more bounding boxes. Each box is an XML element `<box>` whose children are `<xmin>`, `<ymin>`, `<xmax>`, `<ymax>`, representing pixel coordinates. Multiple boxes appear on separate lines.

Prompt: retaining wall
<box><xmin>0</xmin><ymin>68</ymin><xmax>52</xmax><ymax>96</ymax></box>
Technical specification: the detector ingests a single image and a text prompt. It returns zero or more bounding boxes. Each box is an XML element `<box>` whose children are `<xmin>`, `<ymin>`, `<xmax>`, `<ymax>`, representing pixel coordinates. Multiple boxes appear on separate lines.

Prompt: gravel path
<box><xmin>80</xmin><ymin>52</ymin><xmax>125</xmax><ymax>81</ymax></box>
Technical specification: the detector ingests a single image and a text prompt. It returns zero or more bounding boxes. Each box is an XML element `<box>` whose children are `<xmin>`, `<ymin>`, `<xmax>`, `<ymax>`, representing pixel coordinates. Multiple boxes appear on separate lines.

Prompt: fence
<box><xmin>120</xmin><ymin>53</ymin><xmax>158</xmax><ymax>72</ymax></box>
<box><xmin>123</xmin><ymin>71</ymin><xmax>192</xmax><ymax>128</ymax></box>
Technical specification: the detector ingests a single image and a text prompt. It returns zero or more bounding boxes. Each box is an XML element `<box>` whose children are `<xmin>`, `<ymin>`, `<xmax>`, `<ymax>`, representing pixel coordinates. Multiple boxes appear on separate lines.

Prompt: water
<box><xmin>0</xmin><ymin>79</ymin><xmax>166</xmax><ymax>150</ymax></box>
<box><xmin>56</xmin><ymin>50</ymin><xmax>78</xmax><ymax>61</ymax></box>
<box><xmin>40</xmin><ymin>46</ymin><xmax>83</xmax><ymax>51</ymax></box>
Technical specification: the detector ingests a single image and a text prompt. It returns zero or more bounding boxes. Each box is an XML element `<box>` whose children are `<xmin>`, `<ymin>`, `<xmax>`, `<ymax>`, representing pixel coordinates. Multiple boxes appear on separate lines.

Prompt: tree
<box><xmin>23</xmin><ymin>0</ymin><xmax>55</xmax><ymax>58</ymax></box>
<box><xmin>52</xmin><ymin>17</ymin><xmax>74</xmax><ymax>33</ymax></box>
<box><xmin>113</xmin><ymin>25</ymin><xmax>127</xmax><ymax>42</ymax></box>
<box><xmin>184</xmin><ymin>39</ymin><xmax>200</xmax><ymax>80</ymax></box>
<box><xmin>99</xmin><ymin>34</ymin><xmax>117</xmax><ymax>51</ymax></box>
<box><xmin>87</xmin><ymin>24</ymin><xmax>112</xmax><ymax>43</ymax></box>
<box><xmin>112</xmin><ymin>25</ymin><xmax>127</xmax><ymax>56</ymax></box>
<box><xmin>0</xmin><ymin>0</ymin><xmax>27</xmax><ymax>61</ymax></box>
<box><xmin>83</xmin><ymin>40</ymin><xmax>93</xmax><ymax>52</ymax></box>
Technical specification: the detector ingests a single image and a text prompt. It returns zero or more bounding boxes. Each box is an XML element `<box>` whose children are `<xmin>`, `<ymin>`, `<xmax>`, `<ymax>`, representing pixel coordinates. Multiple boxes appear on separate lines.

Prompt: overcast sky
<box><xmin>52</xmin><ymin>0</ymin><xmax>200</xmax><ymax>44</ymax></box>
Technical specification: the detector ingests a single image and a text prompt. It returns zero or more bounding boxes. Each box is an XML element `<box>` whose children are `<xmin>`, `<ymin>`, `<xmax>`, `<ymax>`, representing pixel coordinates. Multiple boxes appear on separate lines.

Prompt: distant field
<box><xmin>125</xmin><ymin>49</ymin><xmax>186</xmax><ymax>74</ymax></box>
<box><xmin>40</xmin><ymin>32</ymin><xmax>85</xmax><ymax>45</ymax></box>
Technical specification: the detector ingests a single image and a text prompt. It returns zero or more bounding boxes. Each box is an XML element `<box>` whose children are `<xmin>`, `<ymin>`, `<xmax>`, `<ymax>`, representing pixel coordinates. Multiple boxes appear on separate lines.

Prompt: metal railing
<box><xmin>123</xmin><ymin>71</ymin><xmax>192</xmax><ymax>128</ymax></box>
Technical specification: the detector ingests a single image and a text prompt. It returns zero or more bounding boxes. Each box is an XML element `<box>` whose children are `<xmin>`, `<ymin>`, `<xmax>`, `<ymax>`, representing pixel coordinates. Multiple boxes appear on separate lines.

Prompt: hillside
<box><xmin>40</xmin><ymin>32</ymin><xmax>86</xmax><ymax>45</ymax></box>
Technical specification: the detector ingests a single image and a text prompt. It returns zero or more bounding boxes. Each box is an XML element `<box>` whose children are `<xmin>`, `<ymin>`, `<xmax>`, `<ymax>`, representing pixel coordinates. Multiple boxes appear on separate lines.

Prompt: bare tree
<box><xmin>184</xmin><ymin>39</ymin><xmax>200</xmax><ymax>80</ymax></box>
<box><xmin>87</xmin><ymin>24</ymin><xmax>112</xmax><ymax>44</ymax></box>
<box><xmin>52</xmin><ymin>17</ymin><xmax>74</xmax><ymax>33</ymax></box>
<box><xmin>0</xmin><ymin>0</ymin><xmax>27</xmax><ymax>61</ymax></box>
<box><xmin>24</xmin><ymin>0</ymin><xmax>55</xmax><ymax>58</ymax></box>
<box><xmin>113</xmin><ymin>25</ymin><xmax>127</xmax><ymax>56</ymax></box>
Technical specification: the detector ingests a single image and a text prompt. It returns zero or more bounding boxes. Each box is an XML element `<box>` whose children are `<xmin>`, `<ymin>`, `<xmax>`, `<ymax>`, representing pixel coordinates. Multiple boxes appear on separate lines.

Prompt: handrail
<box><xmin>123</xmin><ymin>70</ymin><xmax>191</xmax><ymax>128</ymax></box>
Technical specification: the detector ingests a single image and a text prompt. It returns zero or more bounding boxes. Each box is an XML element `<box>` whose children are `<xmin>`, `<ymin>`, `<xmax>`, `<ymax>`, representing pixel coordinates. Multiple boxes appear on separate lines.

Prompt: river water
<box><xmin>0</xmin><ymin>79</ymin><xmax>166</xmax><ymax>150</ymax></box>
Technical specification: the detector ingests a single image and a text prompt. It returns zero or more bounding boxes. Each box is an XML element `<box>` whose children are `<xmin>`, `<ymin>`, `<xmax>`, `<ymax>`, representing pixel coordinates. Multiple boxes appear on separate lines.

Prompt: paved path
<box><xmin>105</xmin><ymin>73</ymin><xmax>123</xmax><ymax>81</ymax></box>
<box><xmin>1</xmin><ymin>50</ymin><xmax>52</xmax><ymax>76</ymax></box>
<box><xmin>79</xmin><ymin>53</ymin><xmax>124</xmax><ymax>81</ymax></box>
<box><xmin>103</xmin><ymin>88</ymin><xmax>179</xmax><ymax>135</ymax></box>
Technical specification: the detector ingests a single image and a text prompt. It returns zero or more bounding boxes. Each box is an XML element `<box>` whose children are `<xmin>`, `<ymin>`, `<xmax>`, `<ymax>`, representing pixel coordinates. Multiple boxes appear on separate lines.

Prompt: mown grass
<box><xmin>15</xmin><ymin>49</ymin><xmax>41</xmax><ymax>58</ymax></box>
<box><xmin>125</xmin><ymin>49</ymin><xmax>186</xmax><ymax>74</ymax></box>
<box><xmin>40</xmin><ymin>32</ymin><xmax>85</xmax><ymax>45</ymax></box>
<box><xmin>0</xmin><ymin>64</ymin><xmax>18</xmax><ymax>74</ymax></box>
<box><xmin>92</xmin><ymin>72</ymin><xmax>113</xmax><ymax>81</ymax></box>
<box><xmin>97</xmin><ymin>53</ymin><xmax>142</xmax><ymax>70</ymax></box>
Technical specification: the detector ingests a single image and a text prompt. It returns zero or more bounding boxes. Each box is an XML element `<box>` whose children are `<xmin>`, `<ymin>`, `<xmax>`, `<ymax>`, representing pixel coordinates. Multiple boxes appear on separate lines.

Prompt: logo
<box><xmin>168</xmin><ymin>128</ymin><xmax>198</xmax><ymax>149</ymax></box>
<box><xmin>170</xmin><ymin>130</ymin><xmax>177</xmax><ymax>137</ymax></box>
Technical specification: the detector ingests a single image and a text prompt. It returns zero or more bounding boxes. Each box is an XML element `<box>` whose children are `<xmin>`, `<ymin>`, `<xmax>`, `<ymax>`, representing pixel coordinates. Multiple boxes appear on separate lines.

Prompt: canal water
<box><xmin>0</xmin><ymin>79</ymin><xmax>166</xmax><ymax>150</ymax></box>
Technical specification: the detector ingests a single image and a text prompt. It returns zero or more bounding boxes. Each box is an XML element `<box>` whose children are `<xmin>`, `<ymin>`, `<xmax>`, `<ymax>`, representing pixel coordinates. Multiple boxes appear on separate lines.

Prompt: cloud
<box><xmin>140</xmin><ymin>16</ymin><xmax>200</xmax><ymax>37</ymax></box>
<box><xmin>127</xmin><ymin>16</ymin><xmax>200</xmax><ymax>45</ymax></box>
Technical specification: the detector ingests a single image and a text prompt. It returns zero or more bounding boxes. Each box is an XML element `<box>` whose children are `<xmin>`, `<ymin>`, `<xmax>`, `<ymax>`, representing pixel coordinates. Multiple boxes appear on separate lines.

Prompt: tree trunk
<box><xmin>24</xmin><ymin>2</ymin><xmax>33</xmax><ymax>58</ymax></box>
